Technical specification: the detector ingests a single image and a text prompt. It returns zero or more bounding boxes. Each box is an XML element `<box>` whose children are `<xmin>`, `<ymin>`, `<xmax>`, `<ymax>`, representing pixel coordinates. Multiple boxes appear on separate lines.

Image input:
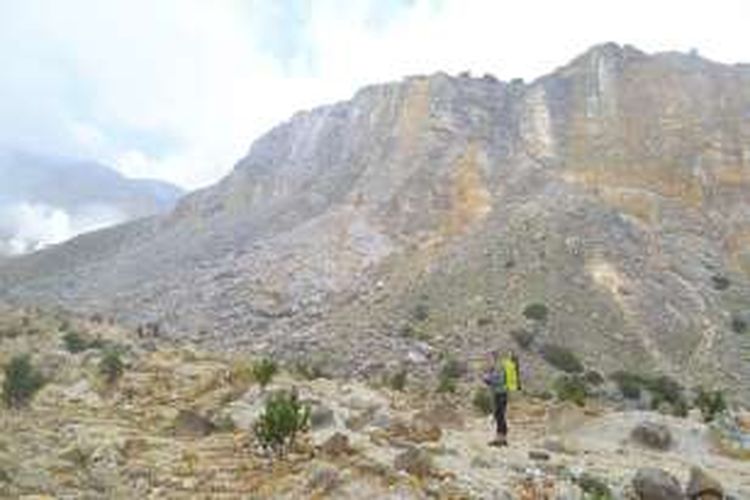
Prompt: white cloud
<box><xmin>0</xmin><ymin>202</ymin><xmax>127</xmax><ymax>255</ymax></box>
<box><xmin>0</xmin><ymin>0</ymin><xmax>748</xmax><ymax>189</ymax></box>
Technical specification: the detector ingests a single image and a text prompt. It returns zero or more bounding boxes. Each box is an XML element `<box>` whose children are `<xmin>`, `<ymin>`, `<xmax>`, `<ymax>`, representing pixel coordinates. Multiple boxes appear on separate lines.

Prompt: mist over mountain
<box><xmin>1</xmin><ymin>43</ymin><xmax>749</xmax><ymax>401</ymax></box>
<box><xmin>0</xmin><ymin>151</ymin><xmax>184</xmax><ymax>254</ymax></box>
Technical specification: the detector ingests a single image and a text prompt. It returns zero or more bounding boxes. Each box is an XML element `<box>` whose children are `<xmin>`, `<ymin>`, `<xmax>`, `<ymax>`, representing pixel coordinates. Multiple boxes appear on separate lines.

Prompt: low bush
<box><xmin>99</xmin><ymin>350</ymin><xmax>124</xmax><ymax>385</ymax></box>
<box><xmin>583</xmin><ymin>370</ymin><xmax>605</xmax><ymax>386</ymax></box>
<box><xmin>472</xmin><ymin>386</ymin><xmax>493</xmax><ymax>415</ymax></box>
<box><xmin>252</xmin><ymin>358</ymin><xmax>278</xmax><ymax>388</ymax></box>
<box><xmin>731</xmin><ymin>315</ymin><xmax>747</xmax><ymax>334</ymax></box>
<box><xmin>523</xmin><ymin>303</ymin><xmax>549</xmax><ymax>322</ymax></box>
<box><xmin>711</xmin><ymin>275</ymin><xmax>730</xmax><ymax>290</ymax></box>
<box><xmin>388</xmin><ymin>369</ymin><xmax>407</xmax><ymax>392</ymax></box>
<box><xmin>2</xmin><ymin>355</ymin><xmax>45</xmax><ymax>408</ymax></box>
<box><xmin>694</xmin><ymin>387</ymin><xmax>727</xmax><ymax>423</ymax></box>
<box><xmin>294</xmin><ymin>360</ymin><xmax>326</xmax><ymax>380</ymax></box>
<box><xmin>553</xmin><ymin>375</ymin><xmax>587</xmax><ymax>406</ymax></box>
<box><xmin>539</xmin><ymin>343</ymin><xmax>584</xmax><ymax>373</ymax></box>
<box><xmin>509</xmin><ymin>328</ymin><xmax>535</xmax><ymax>350</ymax></box>
<box><xmin>437</xmin><ymin>357</ymin><xmax>465</xmax><ymax>393</ymax></box>
<box><xmin>610</xmin><ymin>370</ymin><xmax>644</xmax><ymax>399</ymax></box>
<box><xmin>62</xmin><ymin>331</ymin><xmax>89</xmax><ymax>353</ymax></box>
<box><xmin>253</xmin><ymin>390</ymin><xmax>310</xmax><ymax>456</ymax></box>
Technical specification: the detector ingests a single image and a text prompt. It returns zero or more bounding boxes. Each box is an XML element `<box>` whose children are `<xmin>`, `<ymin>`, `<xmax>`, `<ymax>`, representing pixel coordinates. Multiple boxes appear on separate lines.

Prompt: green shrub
<box><xmin>472</xmin><ymin>386</ymin><xmax>493</xmax><ymax>415</ymax></box>
<box><xmin>388</xmin><ymin>369</ymin><xmax>407</xmax><ymax>392</ymax></box>
<box><xmin>711</xmin><ymin>275</ymin><xmax>730</xmax><ymax>290</ymax></box>
<box><xmin>62</xmin><ymin>331</ymin><xmax>89</xmax><ymax>353</ymax></box>
<box><xmin>99</xmin><ymin>350</ymin><xmax>124</xmax><ymax>385</ymax></box>
<box><xmin>583</xmin><ymin>370</ymin><xmax>604</xmax><ymax>386</ymax></box>
<box><xmin>577</xmin><ymin>472</ymin><xmax>612</xmax><ymax>499</ymax></box>
<box><xmin>646</xmin><ymin>375</ymin><xmax>687</xmax><ymax>416</ymax></box>
<box><xmin>252</xmin><ymin>358</ymin><xmax>278</xmax><ymax>388</ymax></box>
<box><xmin>539</xmin><ymin>343</ymin><xmax>584</xmax><ymax>373</ymax></box>
<box><xmin>553</xmin><ymin>375</ymin><xmax>587</xmax><ymax>406</ymax></box>
<box><xmin>523</xmin><ymin>303</ymin><xmax>548</xmax><ymax>322</ymax></box>
<box><xmin>411</xmin><ymin>303</ymin><xmax>430</xmax><ymax>322</ymax></box>
<box><xmin>253</xmin><ymin>390</ymin><xmax>310</xmax><ymax>456</ymax></box>
<box><xmin>509</xmin><ymin>328</ymin><xmax>535</xmax><ymax>350</ymax></box>
<box><xmin>610</xmin><ymin>371</ymin><xmax>644</xmax><ymax>399</ymax></box>
<box><xmin>694</xmin><ymin>387</ymin><xmax>727</xmax><ymax>423</ymax></box>
<box><xmin>731</xmin><ymin>316</ymin><xmax>747</xmax><ymax>334</ymax></box>
<box><xmin>2</xmin><ymin>355</ymin><xmax>45</xmax><ymax>408</ymax></box>
<box><xmin>437</xmin><ymin>357</ymin><xmax>464</xmax><ymax>393</ymax></box>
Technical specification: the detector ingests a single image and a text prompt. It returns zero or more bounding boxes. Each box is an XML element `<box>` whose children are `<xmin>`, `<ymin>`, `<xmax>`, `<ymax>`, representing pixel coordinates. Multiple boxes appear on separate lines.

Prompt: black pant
<box><xmin>493</xmin><ymin>392</ymin><xmax>508</xmax><ymax>435</ymax></box>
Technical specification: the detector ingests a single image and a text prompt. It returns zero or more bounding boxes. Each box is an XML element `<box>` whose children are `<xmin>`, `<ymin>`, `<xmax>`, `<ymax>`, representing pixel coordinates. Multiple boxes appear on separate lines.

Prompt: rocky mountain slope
<box><xmin>1</xmin><ymin>306</ymin><xmax>748</xmax><ymax>498</ymax></box>
<box><xmin>0</xmin><ymin>150</ymin><xmax>184</xmax><ymax>254</ymax></box>
<box><xmin>0</xmin><ymin>43</ymin><xmax>749</xmax><ymax>399</ymax></box>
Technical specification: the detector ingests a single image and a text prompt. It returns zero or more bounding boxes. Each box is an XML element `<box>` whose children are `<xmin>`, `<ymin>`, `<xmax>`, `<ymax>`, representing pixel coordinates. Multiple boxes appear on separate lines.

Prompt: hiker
<box><xmin>483</xmin><ymin>349</ymin><xmax>520</xmax><ymax>446</ymax></box>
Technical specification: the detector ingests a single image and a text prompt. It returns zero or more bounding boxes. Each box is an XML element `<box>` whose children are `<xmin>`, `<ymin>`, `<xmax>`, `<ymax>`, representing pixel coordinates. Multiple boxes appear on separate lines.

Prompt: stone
<box><xmin>630</xmin><ymin>421</ymin><xmax>673</xmax><ymax>451</ymax></box>
<box><xmin>173</xmin><ymin>410</ymin><xmax>215</xmax><ymax>437</ymax></box>
<box><xmin>309</xmin><ymin>403</ymin><xmax>335</xmax><ymax>430</ymax></box>
<box><xmin>632</xmin><ymin>468</ymin><xmax>685</xmax><ymax>500</ymax></box>
<box><xmin>394</xmin><ymin>447</ymin><xmax>433</xmax><ymax>478</ymax></box>
<box><xmin>320</xmin><ymin>432</ymin><xmax>354</xmax><ymax>457</ymax></box>
<box><xmin>685</xmin><ymin>467</ymin><xmax>723</xmax><ymax>500</ymax></box>
<box><xmin>528</xmin><ymin>450</ymin><xmax>551</xmax><ymax>461</ymax></box>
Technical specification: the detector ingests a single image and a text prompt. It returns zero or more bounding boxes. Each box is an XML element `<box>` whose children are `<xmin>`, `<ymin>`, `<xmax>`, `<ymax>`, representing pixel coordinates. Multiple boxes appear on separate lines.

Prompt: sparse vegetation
<box><xmin>523</xmin><ymin>303</ymin><xmax>549</xmax><ymax>322</ymax></box>
<box><xmin>2</xmin><ymin>355</ymin><xmax>45</xmax><ymax>408</ymax></box>
<box><xmin>294</xmin><ymin>359</ymin><xmax>326</xmax><ymax>380</ymax></box>
<box><xmin>539</xmin><ymin>343</ymin><xmax>584</xmax><ymax>373</ymax></box>
<box><xmin>610</xmin><ymin>370</ymin><xmax>643</xmax><ymax>399</ymax></box>
<box><xmin>731</xmin><ymin>315</ymin><xmax>747</xmax><ymax>334</ymax></box>
<box><xmin>62</xmin><ymin>331</ymin><xmax>89</xmax><ymax>353</ymax></box>
<box><xmin>583</xmin><ymin>370</ymin><xmax>604</xmax><ymax>386</ymax></box>
<box><xmin>472</xmin><ymin>386</ymin><xmax>493</xmax><ymax>415</ymax></box>
<box><xmin>253</xmin><ymin>390</ymin><xmax>310</xmax><ymax>456</ymax></box>
<box><xmin>388</xmin><ymin>368</ymin><xmax>407</xmax><ymax>392</ymax></box>
<box><xmin>711</xmin><ymin>275</ymin><xmax>730</xmax><ymax>290</ymax></box>
<box><xmin>99</xmin><ymin>350</ymin><xmax>124</xmax><ymax>385</ymax></box>
<box><xmin>252</xmin><ymin>358</ymin><xmax>278</xmax><ymax>388</ymax></box>
<box><xmin>577</xmin><ymin>472</ymin><xmax>612</xmax><ymax>499</ymax></box>
<box><xmin>694</xmin><ymin>387</ymin><xmax>727</xmax><ymax>423</ymax></box>
<box><xmin>553</xmin><ymin>375</ymin><xmax>587</xmax><ymax>406</ymax></box>
<box><xmin>437</xmin><ymin>357</ymin><xmax>464</xmax><ymax>393</ymax></box>
<box><xmin>509</xmin><ymin>328</ymin><xmax>535</xmax><ymax>350</ymax></box>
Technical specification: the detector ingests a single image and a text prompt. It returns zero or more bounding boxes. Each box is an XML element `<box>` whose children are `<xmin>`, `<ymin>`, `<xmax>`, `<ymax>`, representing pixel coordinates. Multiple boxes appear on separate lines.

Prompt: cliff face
<box><xmin>1</xmin><ymin>44</ymin><xmax>749</xmax><ymax>397</ymax></box>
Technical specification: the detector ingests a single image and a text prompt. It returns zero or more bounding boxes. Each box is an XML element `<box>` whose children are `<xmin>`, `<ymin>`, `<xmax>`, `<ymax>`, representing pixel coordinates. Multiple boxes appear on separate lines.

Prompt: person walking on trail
<box><xmin>483</xmin><ymin>350</ymin><xmax>520</xmax><ymax>447</ymax></box>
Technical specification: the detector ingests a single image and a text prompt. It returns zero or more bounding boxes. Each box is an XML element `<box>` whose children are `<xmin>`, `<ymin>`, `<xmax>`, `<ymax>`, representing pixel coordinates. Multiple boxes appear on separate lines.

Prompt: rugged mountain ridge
<box><xmin>1</xmin><ymin>43</ymin><xmax>749</xmax><ymax>398</ymax></box>
<box><xmin>0</xmin><ymin>151</ymin><xmax>184</xmax><ymax>254</ymax></box>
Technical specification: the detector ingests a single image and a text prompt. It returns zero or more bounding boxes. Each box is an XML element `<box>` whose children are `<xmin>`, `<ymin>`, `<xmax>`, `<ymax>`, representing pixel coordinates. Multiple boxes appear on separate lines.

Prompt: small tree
<box><xmin>523</xmin><ymin>303</ymin><xmax>549</xmax><ymax>322</ymax></box>
<box><xmin>251</xmin><ymin>358</ymin><xmax>278</xmax><ymax>389</ymax></box>
<box><xmin>694</xmin><ymin>387</ymin><xmax>727</xmax><ymax>423</ymax></box>
<box><xmin>2</xmin><ymin>355</ymin><xmax>45</xmax><ymax>408</ymax></box>
<box><xmin>63</xmin><ymin>331</ymin><xmax>89</xmax><ymax>353</ymax></box>
<box><xmin>253</xmin><ymin>390</ymin><xmax>310</xmax><ymax>456</ymax></box>
<box><xmin>539</xmin><ymin>343</ymin><xmax>584</xmax><ymax>373</ymax></box>
<box><xmin>553</xmin><ymin>375</ymin><xmax>587</xmax><ymax>406</ymax></box>
<box><xmin>99</xmin><ymin>350</ymin><xmax>124</xmax><ymax>385</ymax></box>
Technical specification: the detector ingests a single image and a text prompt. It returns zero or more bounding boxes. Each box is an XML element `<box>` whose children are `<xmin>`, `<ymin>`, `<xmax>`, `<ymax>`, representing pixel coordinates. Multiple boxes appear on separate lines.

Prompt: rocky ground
<box><xmin>1</xmin><ymin>306</ymin><xmax>749</xmax><ymax>499</ymax></box>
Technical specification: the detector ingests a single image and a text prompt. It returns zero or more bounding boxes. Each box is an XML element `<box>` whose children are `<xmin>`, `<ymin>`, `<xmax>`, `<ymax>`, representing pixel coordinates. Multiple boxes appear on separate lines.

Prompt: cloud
<box><xmin>0</xmin><ymin>202</ymin><xmax>127</xmax><ymax>255</ymax></box>
<box><xmin>0</xmin><ymin>0</ymin><xmax>748</xmax><ymax>190</ymax></box>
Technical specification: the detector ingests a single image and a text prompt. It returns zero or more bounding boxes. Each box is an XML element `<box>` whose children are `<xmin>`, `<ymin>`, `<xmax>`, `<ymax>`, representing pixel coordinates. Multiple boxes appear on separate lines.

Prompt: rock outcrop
<box><xmin>1</xmin><ymin>43</ymin><xmax>749</xmax><ymax>399</ymax></box>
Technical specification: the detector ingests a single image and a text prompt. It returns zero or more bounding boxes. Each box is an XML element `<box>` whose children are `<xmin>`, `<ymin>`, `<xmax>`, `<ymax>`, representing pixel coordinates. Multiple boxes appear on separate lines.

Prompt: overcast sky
<box><xmin>1</xmin><ymin>0</ymin><xmax>748</xmax><ymax>190</ymax></box>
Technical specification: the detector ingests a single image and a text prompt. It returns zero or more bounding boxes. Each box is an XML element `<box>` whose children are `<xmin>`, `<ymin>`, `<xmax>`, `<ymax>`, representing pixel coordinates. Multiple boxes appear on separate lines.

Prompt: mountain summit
<box><xmin>1</xmin><ymin>44</ymin><xmax>749</xmax><ymax>399</ymax></box>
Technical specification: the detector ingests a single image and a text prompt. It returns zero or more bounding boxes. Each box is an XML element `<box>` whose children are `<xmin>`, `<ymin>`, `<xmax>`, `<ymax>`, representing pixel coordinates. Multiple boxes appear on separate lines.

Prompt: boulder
<box><xmin>394</xmin><ymin>447</ymin><xmax>433</xmax><ymax>478</ymax></box>
<box><xmin>320</xmin><ymin>432</ymin><xmax>354</xmax><ymax>457</ymax></box>
<box><xmin>173</xmin><ymin>409</ymin><xmax>215</xmax><ymax>437</ymax></box>
<box><xmin>309</xmin><ymin>403</ymin><xmax>335</xmax><ymax>430</ymax></box>
<box><xmin>633</xmin><ymin>468</ymin><xmax>685</xmax><ymax>500</ymax></box>
<box><xmin>685</xmin><ymin>467</ymin><xmax>723</xmax><ymax>500</ymax></box>
<box><xmin>630</xmin><ymin>421</ymin><xmax>673</xmax><ymax>451</ymax></box>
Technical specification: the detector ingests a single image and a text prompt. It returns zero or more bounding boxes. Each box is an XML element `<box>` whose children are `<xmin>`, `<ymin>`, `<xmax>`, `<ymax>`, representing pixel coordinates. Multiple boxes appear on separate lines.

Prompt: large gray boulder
<box><xmin>633</xmin><ymin>468</ymin><xmax>686</xmax><ymax>500</ymax></box>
